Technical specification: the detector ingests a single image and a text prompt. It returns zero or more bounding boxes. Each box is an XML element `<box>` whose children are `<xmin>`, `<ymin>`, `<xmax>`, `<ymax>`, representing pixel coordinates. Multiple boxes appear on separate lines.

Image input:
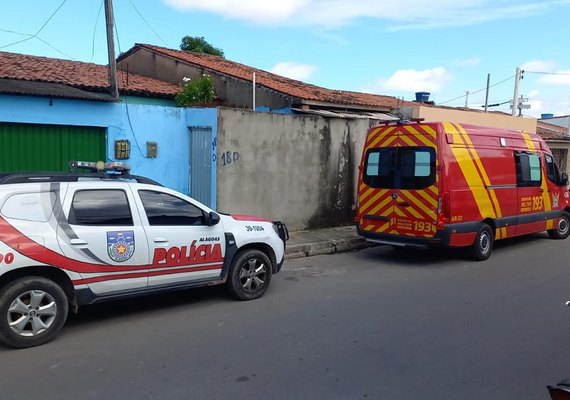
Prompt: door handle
<box><xmin>153</xmin><ymin>237</ymin><xmax>169</xmax><ymax>243</ymax></box>
<box><xmin>539</xmin><ymin>189</ymin><xmax>544</xmax><ymax>193</ymax></box>
<box><xmin>397</xmin><ymin>202</ymin><xmax>411</xmax><ymax>207</ymax></box>
<box><xmin>70</xmin><ymin>239</ymin><xmax>88</xmax><ymax>245</ymax></box>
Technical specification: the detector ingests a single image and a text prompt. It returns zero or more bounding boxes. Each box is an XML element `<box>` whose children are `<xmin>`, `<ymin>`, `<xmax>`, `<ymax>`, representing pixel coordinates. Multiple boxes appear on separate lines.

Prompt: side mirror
<box><xmin>561</xmin><ymin>172</ymin><xmax>569</xmax><ymax>186</ymax></box>
<box><xmin>207</xmin><ymin>211</ymin><xmax>220</xmax><ymax>226</ymax></box>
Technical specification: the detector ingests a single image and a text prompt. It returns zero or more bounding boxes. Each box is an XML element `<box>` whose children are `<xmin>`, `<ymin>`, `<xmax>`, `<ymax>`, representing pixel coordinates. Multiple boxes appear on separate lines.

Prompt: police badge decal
<box><xmin>107</xmin><ymin>231</ymin><xmax>135</xmax><ymax>262</ymax></box>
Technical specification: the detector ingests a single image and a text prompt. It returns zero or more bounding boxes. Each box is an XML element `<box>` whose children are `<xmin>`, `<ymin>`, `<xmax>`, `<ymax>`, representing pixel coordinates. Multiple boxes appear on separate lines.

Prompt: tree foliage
<box><xmin>180</xmin><ymin>36</ymin><xmax>224</xmax><ymax>57</ymax></box>
<box><xmin>175</xmin><ymin>75</ymin><xmax>215</xmax><ymax>107</ymax></box>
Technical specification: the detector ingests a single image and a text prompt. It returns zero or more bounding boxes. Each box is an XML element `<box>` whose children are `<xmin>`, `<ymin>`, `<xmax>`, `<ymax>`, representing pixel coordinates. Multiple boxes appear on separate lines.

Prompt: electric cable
<box><xmin>129</xmin><ymin>0</ymin><xmax>168</xmax><ymax>46</ymax></box>
<box><xmin>90</xmin><ymin>0</ymin><xmax>105</xmax><ymax>63</ymax></box>
<box><xmin>0</xmin><ymin>0</ymin><xmax>69</xmax><ymax>50</ymax></box>
<box><xmin>438</xmin><ymin>74</ymin><xmax>516</xmax><ymax>105</ymax></box>
<box><xmin>0</xmin><ymin>28</ymin><xmax>76</xmax><ymax>59</ymax></box>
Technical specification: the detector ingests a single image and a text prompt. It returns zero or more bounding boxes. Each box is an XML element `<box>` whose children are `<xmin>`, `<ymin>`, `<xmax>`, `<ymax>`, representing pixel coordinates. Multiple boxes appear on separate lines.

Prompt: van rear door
<box><xmin>359</xmin><ymin>124</ymin><xmax>439</xmax><ymax>239</ymax></box>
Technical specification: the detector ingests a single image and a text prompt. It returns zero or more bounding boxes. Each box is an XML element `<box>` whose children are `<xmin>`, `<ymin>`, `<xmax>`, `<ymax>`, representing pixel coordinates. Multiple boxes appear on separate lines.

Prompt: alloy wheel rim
<box><xmin>559</xmin><ymin>217</ymin><xmax>569</xmax><ymax>235</ymax></box>
<box><xmin>239</xmin><ymin>258</ymin><xmax>267</xmax><ymax>293</ymax></box>
<box><xmin>7</xmin><ymin>290</ymin><xmax>57</xmax><ymax>337</ymax></box>
<box><xmin>480</xmin><ymin>232</ymin><xmax>490</xmax><ymax>254</ymax></box>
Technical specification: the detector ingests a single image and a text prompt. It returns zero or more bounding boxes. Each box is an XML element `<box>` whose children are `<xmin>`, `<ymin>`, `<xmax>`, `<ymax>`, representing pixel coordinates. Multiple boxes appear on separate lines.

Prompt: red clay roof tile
<box><xmin>129</xmin><ymin>44</ymin><xmax>412</xmax><ymax>109</ymax></box>
<box><xmin>0</xmin><ymin>51</ymin><xmax>179</xmax><ymax>98</ymax></box>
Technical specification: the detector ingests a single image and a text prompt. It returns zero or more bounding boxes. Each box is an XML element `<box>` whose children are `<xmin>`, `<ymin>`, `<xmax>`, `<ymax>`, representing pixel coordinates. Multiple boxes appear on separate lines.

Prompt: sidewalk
<box><xmin>285</xmin><ymin>225</ymin><xmax>375</xmax><ymax>259</ymax></box>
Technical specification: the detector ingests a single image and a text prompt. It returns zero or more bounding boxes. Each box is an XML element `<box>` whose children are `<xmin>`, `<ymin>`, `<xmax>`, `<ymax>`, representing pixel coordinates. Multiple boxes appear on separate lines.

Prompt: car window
<box><xmin>545</xmin><ymin>154</ymin><xmax>561</xmax><ymax>185</ymax></box>
<box><xmin>139</xmin><ymin>190</ymin><xmax>205</xmax><ymax>226</ymax></box>
<box><xmin>69</xmin><ymin>190</ymin><xmax>133</xmax><ymax>226</ymax></box>
<box><xmin>514</xmin><ymin>152</ymin><xmax>542</xmax><ymax>187</ymax></box>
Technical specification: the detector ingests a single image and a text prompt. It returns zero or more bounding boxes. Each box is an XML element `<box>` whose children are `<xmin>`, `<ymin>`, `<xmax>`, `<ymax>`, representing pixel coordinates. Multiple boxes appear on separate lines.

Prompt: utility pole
<box><xmin>511</xmin><ymin>67</ymin><xmax>522</xmax><ymax>117</ymax></box>
<box><xmin>104</xmin><ymin>0</ymin><xmax>119</xmax><ymax>101</ymax></box>
<box><xmin>484</xmin><ymin>74</ymin><xmax>490</xmax><ymax>113</ymax></box>
<box><xmin>464</xmin><ymin>91</ymin><xmax>469</xmax><ymax>108</ymax></box>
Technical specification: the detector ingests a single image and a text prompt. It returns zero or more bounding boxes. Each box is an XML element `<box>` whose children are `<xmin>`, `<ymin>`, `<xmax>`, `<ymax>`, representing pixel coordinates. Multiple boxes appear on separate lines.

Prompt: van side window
<box><xmin>514</xmin><ymin>152</ymin><xmax>542</xmax><ymax>187</ymax></box>
<box><xmin>363</xmin><ymin>147</ymin><xmax>436</xmax><ymax>189</ymax></box>
<box><xmin>545</xmin><ymin>154</ymin><xmax>561</xmax><ymax>185</ymax></box>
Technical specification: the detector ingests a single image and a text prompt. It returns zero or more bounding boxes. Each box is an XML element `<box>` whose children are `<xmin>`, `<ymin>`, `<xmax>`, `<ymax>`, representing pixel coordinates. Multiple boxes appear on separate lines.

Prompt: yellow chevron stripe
<box><xmin>369</xmin><ymin>195</ymin><xmax>393</xmax><ymax>216</ymax></box>
<box><xmin>422</xmin><ymin>125</ymin><xmax>438</xmax><ymax>139</ymax></box>
<box><xmin>415</xmin><ymin>187</ymin><xmax>438</xmax><ymax>208</ymax></box>
<box><xmin>400</xmin><ymin>134</ymin><xmax>417</xmax><ymax>147</ymax></box>
<box><xmin>400</xmin><ymin>190</ymin><xmax>436</xmax><ymax>219</ymax></box>
<box><xmin>368</xmin><ymin>126</ymin><xmax>396</xmax><ymax>149</ymax></box>
<box><xmin>403</xmin><ymin>126</ymin><xmax>437</xmax><ymax>148</ymax></box>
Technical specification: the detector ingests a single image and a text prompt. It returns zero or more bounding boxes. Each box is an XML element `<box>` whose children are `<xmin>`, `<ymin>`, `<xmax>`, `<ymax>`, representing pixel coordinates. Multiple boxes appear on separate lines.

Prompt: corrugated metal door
<box><xmin>0</xmin><ymin>122</ymin><xmax>105</xmax><ymax>172</ymax></box>
<box><xmin>189</xmin><ymin>127</ymin><xmax>212</xmax><ymax>207</ymax></box>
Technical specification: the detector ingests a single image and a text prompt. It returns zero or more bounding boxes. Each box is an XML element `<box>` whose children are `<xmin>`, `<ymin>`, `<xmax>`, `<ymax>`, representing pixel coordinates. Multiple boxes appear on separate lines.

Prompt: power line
<box><xmin>90</xmin><ymin>0</ymin><xmax>105</xmax><ymax>63</ymax></box>
<box><xmin>438</xmin><ymin>74</ymin><xmax>516</xmax><ymax>105</ymax></box>
<box><xmin>0</xmin><ymin>0</ymin><xmax>69</xmax><ymax>50</ymax></box>
<box><xmin>0</xmin><ymin>28</ymin><xmax>76</xmax><ymax>60</ymax></box>
<box><xmin>129</xmin><ymin>0</ymin><xmax>168</xmax><ymax>46</ymax></box>
<box><xmin>525</xmin><ymin>70</ymin><xmax>570</xmax><ymax>76</ymax></box>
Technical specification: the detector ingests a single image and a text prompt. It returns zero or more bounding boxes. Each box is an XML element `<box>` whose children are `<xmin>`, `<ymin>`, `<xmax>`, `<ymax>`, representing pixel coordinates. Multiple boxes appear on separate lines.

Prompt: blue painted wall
<box><xmin>0</xmin><ymin>94</ymin><xmax>218</xmax><ymax>207</ymax></box>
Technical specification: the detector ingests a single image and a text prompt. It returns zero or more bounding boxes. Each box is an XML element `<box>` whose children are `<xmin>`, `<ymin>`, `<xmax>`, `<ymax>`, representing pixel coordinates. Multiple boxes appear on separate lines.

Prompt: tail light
<box><xmin>437</xmin><ymin>192</ymin><xmax>450</xmax><ymax>230</ymax></box>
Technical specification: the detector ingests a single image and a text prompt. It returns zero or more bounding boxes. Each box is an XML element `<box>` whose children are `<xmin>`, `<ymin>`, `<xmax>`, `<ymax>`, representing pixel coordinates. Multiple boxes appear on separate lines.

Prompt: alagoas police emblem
<box><xmin>107</xmin><ymin>231</ymin><xmax>135</xmax><ymax>262</ymax></box>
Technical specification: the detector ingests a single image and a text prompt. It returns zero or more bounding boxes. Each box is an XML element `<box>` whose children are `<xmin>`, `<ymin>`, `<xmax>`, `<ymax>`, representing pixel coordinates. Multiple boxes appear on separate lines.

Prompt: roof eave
<box><xmin>295</xmin><ymin>99</ymin><xmax>393</xmax><ymax>112</ymax></box>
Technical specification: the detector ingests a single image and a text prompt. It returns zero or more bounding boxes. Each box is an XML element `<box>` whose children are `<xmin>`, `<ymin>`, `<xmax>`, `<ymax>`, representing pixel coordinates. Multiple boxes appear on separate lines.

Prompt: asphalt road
<box><xmin>1</xmin><ymin>233</ymin><xmax>569</xmax><ymax>400</ymax></box>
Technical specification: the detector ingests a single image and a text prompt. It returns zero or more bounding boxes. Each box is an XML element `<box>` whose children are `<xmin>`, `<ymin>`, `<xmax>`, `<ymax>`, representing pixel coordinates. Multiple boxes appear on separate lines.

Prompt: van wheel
<box><xmin>548</xmin><ymin>211</ymin><xmax>570</xmax><ymax>239</ymax></box>
<box><xmin>0</xmin><ymin>277</ymin><xmax>69</xmax><ymax>349</ymax></box>
<box><xmin>227</xmin><ymin>249</ymin><xmax>272</xmax><ymax>301</ymax></box>
<box><xmin>471</xmin><ymin>223</ymin><xmax>493</xmax><ymax>261</ymax></box>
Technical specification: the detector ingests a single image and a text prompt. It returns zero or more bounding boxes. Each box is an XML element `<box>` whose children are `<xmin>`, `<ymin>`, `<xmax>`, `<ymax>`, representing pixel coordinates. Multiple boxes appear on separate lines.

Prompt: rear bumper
<box><xmin>357</xmin><ymin>221</ymin><xmax>482</xmax><ymax>248</ymax></box>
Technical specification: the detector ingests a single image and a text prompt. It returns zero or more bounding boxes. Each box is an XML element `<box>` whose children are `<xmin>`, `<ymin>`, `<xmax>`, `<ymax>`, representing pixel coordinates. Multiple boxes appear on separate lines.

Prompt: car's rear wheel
<box><xmin>0</xmin><ymin>277</ymin><xmax>69</xmax><ymax>349</ymax></box>
<box><xmin>471</xmin><ymin>223</ymin><xmax>493</xmax><ymax>261</ymax></box>
<box><xmin>227</xmin><ymin>249</ymin><xmax>272</xmax><ymax>300</ymax></box>
<box><xmin>548</xmin><ymin>211</ymin><xmax>570</xmax><ymax>239</ymax></box>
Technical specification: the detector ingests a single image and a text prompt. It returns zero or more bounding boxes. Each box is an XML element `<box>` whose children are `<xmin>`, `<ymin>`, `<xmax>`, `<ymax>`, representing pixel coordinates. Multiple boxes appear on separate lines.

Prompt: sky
<box><xmin>1</xmin><ymin>0</ymin><xmax>570</xmax><ymax>118</ymax></box>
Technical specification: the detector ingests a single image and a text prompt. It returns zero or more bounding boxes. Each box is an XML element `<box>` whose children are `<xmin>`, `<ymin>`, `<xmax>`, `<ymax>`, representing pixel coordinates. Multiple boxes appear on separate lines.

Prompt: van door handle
<box><xmin>539</xmin><ymin>189</ymin><xmax>544</xmax><ymax>193</ymax></box>
<box><xmin>397</xmin><ymin>202</ymin><xmax>411</xmax><ymax>207</ymax></box>
<box><xmin>153</xmin><ymin>237</ymin><xmax>169</xmax><ymax>244</ymax></box>
<box><xmin>70</xmin><ymin>239</ymin><xmax>88</xmax><ymax>246</ymax></box>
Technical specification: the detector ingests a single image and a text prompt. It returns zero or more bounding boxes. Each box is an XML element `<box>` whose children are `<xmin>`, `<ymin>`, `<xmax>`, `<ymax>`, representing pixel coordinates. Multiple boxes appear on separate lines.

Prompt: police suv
<box><xmin>0</xmin><ymin>162</ymin><xmax>288</xmax><ymax>348</ymax></box>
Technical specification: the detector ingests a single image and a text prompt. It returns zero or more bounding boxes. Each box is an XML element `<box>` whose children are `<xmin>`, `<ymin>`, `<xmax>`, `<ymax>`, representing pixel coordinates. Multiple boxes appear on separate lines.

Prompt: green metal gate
<box><xmin>0</xmin><ymin>123</ymin><xmax>106</xmax><ymax>172</ymax></box>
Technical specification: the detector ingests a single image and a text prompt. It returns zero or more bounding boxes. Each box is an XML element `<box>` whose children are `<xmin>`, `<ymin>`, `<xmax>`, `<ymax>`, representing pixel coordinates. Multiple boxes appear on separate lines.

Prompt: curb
<box><xmin>285</xmin><ymin>237</ymin><xmax>375</xmax><ymax>259</ymax></box>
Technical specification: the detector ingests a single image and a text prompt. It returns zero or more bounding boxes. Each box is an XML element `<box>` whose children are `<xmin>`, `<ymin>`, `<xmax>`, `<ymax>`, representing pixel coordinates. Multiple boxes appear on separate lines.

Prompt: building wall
<box><xmin>403</xmin><ymin>105</ymin><xmax>537</xmax><ymax>132</ymax></box>
<box><xmin>216</xmin><ymin>109</ymin><xmax>371</xmax><ymax>231</ymax></box>
<box><xmin>118</xmin><ymin>49</ymin><xmax>294</xmax><ymax>111</ymax></box>
<box><xmin>540</xmin><ymin>116</ymin><xmax>570</xmax><ymax>131</ymax></box>
<box><xmin>0</xmin><ymin>94</ymin><xmax>217</xmax><ymax>200</ymax></box>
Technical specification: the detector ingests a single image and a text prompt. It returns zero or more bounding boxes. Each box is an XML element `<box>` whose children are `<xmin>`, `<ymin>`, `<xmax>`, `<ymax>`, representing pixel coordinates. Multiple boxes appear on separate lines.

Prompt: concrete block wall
<box><xmin>216</xmin><ymin>109</ymin><xmax>371</xmax><ymax>231</ymax></box>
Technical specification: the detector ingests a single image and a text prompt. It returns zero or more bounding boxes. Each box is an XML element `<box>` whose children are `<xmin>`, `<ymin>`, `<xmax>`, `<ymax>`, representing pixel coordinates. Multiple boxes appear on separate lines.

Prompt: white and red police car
<box><xmin>0</xmin><ymin>161</ymin><xmax>288</xmax><ymax>348</ymax></box>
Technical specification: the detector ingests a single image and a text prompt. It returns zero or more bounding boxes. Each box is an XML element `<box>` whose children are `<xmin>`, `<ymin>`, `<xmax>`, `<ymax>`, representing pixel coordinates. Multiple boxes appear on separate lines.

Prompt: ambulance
<box><xmin>356</xmin><ymin>121</ymin><xmax>570</xmax><ymax>260</ymax></box>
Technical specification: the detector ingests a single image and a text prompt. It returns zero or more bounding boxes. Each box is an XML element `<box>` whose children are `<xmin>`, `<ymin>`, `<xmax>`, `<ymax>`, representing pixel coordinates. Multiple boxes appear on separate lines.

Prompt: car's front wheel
<box><xmin>548</xmin><ymin>211</ymin><xmax>570</xmax><ymax>239</ymax></box>
<box><xmin>0</xmin><ymin>277</ymin><xmax>69</xmax><ymax>348</ymax></box>
<box><xmin>227</xmin><ymin>249</ymin><xmax>273</xmax><ymax>300</ymax></box>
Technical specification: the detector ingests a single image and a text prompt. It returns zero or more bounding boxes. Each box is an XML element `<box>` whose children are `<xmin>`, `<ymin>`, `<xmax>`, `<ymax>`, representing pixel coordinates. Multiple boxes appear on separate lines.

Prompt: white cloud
<box><xmin>380</xmin><ymin>67</ymin><xmax>451</xmax><ymax>93</ymax></box>
<box><xmin>538</xmin><ymin>70</ymin><xmax>570</xmax><ymax>85</ymax></box>
<box><xmin>271</xmin><ymin>62</ymin><xmax>317</xmax><ymax>81</ymax></box>
<box><xmin>163</xmin><ymin>0</ymin><xmax>568</xmax><ymax>28</ymax></box>
<box><xmin>521</xmin><ymin>60</ymin><xmax>557</xmax><ymax>72</ymax></box>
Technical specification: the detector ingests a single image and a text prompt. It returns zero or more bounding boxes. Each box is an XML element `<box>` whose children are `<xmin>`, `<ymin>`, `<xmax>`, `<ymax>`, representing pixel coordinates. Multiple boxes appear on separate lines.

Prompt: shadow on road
<box><xmin>354</xmin><ymin>232</ymin><xmax>550</xmax><ymax>266</ymax></box>
<box><xmin>66</xmin><ymin>285</ymin><xmax>228</xmax><ymax>328</ymax></box>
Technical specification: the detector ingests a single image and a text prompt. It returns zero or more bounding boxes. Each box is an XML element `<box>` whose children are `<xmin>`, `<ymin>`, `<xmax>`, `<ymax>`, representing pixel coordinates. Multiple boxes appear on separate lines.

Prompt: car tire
<box><xmin>471</xmin><ymin>223</ymin><xmax>493</xmax><ymax>261</ymax></box>
<box><xmin>227</xmin><ymin>249</ymin><xmax>273</xmax><ymax>301</ymax></box>
<box><xmin>0</xmin><ymin>277</ymin><xmax>69</xmax><ymax>349</ymax></box>
<box><xmin>548</xmin><ymin>211</ymin><xmax>570</xmax><ymax>240</ymax></box>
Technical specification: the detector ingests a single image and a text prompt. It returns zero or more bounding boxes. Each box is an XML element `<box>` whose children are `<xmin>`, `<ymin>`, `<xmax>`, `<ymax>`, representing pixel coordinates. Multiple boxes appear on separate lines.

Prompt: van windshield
<box><xmin>363</xmin><ymin>146</ymin><xmax>436</xmax><ymax>189</ymax></box>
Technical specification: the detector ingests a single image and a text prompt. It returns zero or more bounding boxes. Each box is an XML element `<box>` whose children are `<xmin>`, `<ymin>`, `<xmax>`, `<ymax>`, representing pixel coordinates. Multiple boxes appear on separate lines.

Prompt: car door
<box><xmin>514</xmin><ymin>151</ymin><xmax>544</xmax><ymax>235</ymax></box>
<box><xmin>57</xmin><ymin>184</ymin><xmax>150</xmax><ymax>294</ymax></box>
<box><xmin>135</xmin><ymin>188</ymin><xmax>226</xmax><ymax>287</ymax></box>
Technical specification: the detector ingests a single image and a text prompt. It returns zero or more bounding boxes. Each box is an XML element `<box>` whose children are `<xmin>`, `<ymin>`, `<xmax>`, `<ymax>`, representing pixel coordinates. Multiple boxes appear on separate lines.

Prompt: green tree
<box><xmin>180</xmin><ymin>36</ymin><xmax>224</xmax><ymax>57</ymax></box>
<box><xmin>175</xmin><ymin>75</ymin><xmax>215</xmax><ymax>107</ymax></box>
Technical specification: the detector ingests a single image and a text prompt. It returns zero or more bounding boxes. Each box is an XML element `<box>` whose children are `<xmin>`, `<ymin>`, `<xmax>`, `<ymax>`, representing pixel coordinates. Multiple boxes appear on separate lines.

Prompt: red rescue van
<box><xmin>356</xmin><ymin>121</ymin><xmax>570</xmax><ymax>260</ymax></box>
